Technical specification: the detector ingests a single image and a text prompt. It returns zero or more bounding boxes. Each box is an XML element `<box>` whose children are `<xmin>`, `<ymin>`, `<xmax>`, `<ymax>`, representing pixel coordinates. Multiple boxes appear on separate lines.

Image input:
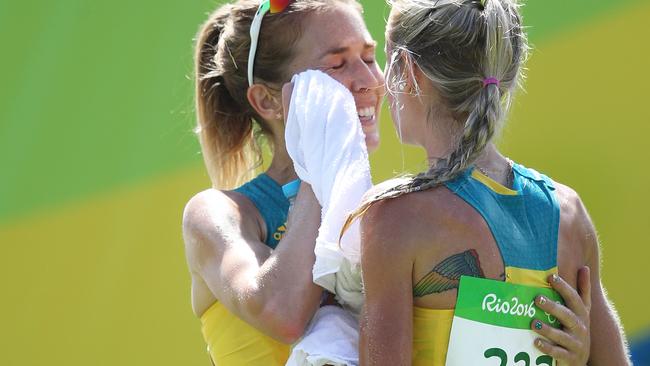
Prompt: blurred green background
<box><xmin>1</xmin><ymin>0</ymin><xmax>649</xmax><ymax>364</ymax></box>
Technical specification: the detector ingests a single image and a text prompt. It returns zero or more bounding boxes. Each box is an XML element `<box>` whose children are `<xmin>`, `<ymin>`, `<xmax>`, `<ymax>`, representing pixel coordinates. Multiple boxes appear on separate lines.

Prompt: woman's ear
<box><xmin>247</xmin><ymin>84</ymin><xmax>283</xmax><ymax>121</ymax></box>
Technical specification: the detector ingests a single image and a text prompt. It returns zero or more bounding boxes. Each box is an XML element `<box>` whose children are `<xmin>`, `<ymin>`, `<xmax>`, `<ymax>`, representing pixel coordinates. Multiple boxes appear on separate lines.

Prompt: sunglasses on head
<box><xmin>248</xmin><ymin>0</ymin><xmax>292</xmax><ymax>86</ymax></box>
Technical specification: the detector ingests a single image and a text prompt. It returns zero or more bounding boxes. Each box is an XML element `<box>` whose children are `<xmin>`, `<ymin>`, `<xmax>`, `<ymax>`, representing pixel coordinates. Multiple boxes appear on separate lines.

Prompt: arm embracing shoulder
<box><xmin>359</xmin><ymin>199</ymin><xmax>414</xmax><ymax>366</ymax></box>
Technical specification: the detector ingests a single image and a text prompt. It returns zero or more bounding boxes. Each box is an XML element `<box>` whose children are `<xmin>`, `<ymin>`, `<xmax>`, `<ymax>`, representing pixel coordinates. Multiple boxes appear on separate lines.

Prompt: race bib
<box><xmin>445</xmin><ymin>276</ymin><xmax>563</xmax><ymax>366</ymax></box>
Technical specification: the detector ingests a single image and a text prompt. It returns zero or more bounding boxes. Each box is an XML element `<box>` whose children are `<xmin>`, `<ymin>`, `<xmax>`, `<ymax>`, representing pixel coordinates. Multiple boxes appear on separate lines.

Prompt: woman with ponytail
<box><xmin>357</xmin><ymin>0</ymin><xmax>630</xmax><ymax>365</ymax></box>
<box><xmin>182</xmin><ymin>0</ymin><xmax>384</xmax><ymax>364</ymax></box>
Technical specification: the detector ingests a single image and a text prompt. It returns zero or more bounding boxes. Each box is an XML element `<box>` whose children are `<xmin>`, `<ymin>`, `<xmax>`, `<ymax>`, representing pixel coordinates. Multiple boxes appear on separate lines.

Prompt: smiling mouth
<box><xmin>357</xmin><ymin>106</ymin><xmax>377</xmax><ymax>127</ymax></box>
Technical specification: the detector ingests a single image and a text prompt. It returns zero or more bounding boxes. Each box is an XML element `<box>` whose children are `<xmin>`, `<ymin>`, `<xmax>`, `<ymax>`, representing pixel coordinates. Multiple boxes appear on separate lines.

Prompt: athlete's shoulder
<box><xmin>182</xmin><ymin>188</ymin><xmax>261</xmax><ymax>250</ymax></box>
<box><xmin>552</xmin><ymin>180</ymin><xmax>599</xmax><ymax>262</ymax></box>
<box><xmin>552</xmin><ymin>180</ymin><xmax>586</xmax><ymax>223</ymax></box>
<box><xmin>183</xmin><ymin>189</ymin><xmax>238</xmax><ymax>230</ymax></box>
<box><xmin>360</xmin><ymin>178</ymin><xmax>459</xmax><ymax>252</ymax></box>
<box><xmin>513</xmin><ymin>163</ymin><xmax>583</xmax><ymax>212</ymax></box>
<box><xmin>516</xmin><ymin>165</ymin><xmax>589</xmax><ymax>233</ymax></box>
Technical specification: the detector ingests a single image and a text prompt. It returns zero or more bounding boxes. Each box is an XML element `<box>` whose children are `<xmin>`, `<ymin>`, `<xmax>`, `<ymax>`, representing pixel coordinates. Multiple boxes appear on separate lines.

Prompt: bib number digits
<box><xmin>514</xmin><ymin>351</ymin><xmax>530</xmax><ymax>366</ymax></box>
<box><xmin>483</xmin><ymin>348</ymin><xmax>554</xmax><ymax>366</ymax></box>
<box><xmin>484</xmin><ymin>348</ymin><xmax>507</xmax><ymax>366</ymax></box>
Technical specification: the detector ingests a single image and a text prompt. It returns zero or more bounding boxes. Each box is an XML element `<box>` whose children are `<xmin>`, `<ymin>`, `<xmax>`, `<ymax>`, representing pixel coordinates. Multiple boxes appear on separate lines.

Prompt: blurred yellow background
<box><xmin>1</xmin><ymin>0</ymin><xmax>649</xmax><ymax>364</ymax></box>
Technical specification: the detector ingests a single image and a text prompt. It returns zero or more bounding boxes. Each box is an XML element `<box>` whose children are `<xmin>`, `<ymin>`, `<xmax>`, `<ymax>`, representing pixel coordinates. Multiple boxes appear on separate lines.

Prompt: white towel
<box><xmin>285</xmin><ymin>306</ymin><xmax>359</xmax><ymax>366</ymax></box>
<box><xmin>284</xmin><ymin>69</ymin><xmax>371</xmax><ymax>305</ymax></box>
<box><xmin>284</xmin><ymin>70</ymin><xmax>371</xmax><ymax>366</ymax></box>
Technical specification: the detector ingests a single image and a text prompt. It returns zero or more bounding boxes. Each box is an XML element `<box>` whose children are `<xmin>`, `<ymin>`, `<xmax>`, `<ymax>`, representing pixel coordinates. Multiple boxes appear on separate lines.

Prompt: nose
<box><xmin>349</xmin><ymin>59</ymin><xmax>382</xmax><ymax>95</ymax></box>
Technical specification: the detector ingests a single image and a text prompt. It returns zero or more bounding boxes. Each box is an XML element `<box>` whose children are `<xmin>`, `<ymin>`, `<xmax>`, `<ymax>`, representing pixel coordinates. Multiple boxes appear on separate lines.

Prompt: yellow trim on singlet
<box><xmin>506</xmin><ymin>266</ymin><xmax>558</xmax><ymax>288</ymax></box>
<box><xmin>471</xmin><ymin>169</ymin><xmax>519</xmax><ymax>196</ymax></box>
<box><xmin>200</xmin><ymin>301</ymin><xmax>289</xmax><ymax>365</ymax></box>
<box><xmin>412</xmin><ymin>267</ymin><xmax>558</xmax><ymax>365</ymax></box>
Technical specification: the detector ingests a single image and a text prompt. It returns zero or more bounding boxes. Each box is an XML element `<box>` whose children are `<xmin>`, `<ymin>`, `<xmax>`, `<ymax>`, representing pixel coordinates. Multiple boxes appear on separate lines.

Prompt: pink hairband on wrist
<box><xmin>483</xmin><ymin>77</ymin><xmax>500</xmax><ymax>87</ymax></box>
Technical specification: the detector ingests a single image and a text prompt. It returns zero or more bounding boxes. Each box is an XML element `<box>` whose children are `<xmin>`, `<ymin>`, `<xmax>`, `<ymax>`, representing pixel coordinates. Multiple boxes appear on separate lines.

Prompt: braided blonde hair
<box><xmin>343</xmin><ymin>0</ymin><xmax>528</xmax><ymax>230</ymax></box>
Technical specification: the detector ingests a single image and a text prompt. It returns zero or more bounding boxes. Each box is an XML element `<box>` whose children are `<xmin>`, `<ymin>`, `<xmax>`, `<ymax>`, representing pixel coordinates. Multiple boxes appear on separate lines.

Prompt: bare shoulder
<box><xmin>182</xmin><ymin>189</ymin><xmax>262</xmax><ymax>266</ymax></box>
<box><xmin>554</xmin><ymin>182</ymin><xmax>583</xmax><ymax>221</ymax></box>
<box><xmin>183</xmin><ymin>189</ymin><xmax>241</xmax><ymax>238</ymax></box>
<box><xmin>360</xmin><ymin>178</ymin><xmax>428</xmax><ymax>244</ymax></box>
<box><xmin>360</xmin><ymin>183</ymin><xmax>454</xmax><ymax>260</ymax></box>
<box><xmin>358</xmin><ymin>192</ymin><xmax>417</xmax><ymax>281</ymax></box>
<box><xmin>553</xmin><ymin>181</ymin><xmax>599</xmax><ymax>263</ymax></box>
<box><xmin>554</xmin><ymin>181</ymin><xmax>594</xmax><ymax>232</ymax></box>
<box><xmin>359</xmin><ymin>178</ymin><xmax>413</xmax><ymax>247</ymax></box>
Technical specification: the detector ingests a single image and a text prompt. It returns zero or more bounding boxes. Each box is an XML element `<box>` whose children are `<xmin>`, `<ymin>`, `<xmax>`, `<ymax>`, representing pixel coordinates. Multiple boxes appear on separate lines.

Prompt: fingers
<box><xmin>547</xmin><ymin>273</ymin><xmax>589</xmax><ymax>321</ymax></box>
<box><xmin>534</xmin><ymin>337</ymin><xmax>572</xmax><ymax>363</ymax></box>
<box><xmin>281</xmin><ymin>82</ymin><xmax>294</xmax><ymax>122</ymax></box>
<box><xmin>577</xmin><ymin>266</ymin><xmax>592</xmax><ymax>313</ymax></box>
<box><xmin>531</xmin><ymin>271</ymin><xmax>592</xmax><ymax>365</ymax></box>
<box><xmin>531</xmin><ymin>319</ymin><xmax>580</xmax><ymax>353</ymax></box>
<box><xmin>535</xmin><ymin>295</ymin><xmax>584</xmax><ymax>333</ymax></box>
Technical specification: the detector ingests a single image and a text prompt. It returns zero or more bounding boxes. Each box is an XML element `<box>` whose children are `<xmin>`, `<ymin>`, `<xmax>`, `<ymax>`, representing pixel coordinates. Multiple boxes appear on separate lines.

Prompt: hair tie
<box><xmin>483</xmin><ymin>77</ymin><xmax>500</xmax><ymax>87</ymax></box>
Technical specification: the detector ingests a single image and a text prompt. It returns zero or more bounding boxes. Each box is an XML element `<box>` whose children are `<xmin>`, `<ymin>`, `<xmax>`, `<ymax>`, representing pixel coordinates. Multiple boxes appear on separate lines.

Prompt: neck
<box><xmin>474</xmin><ymin>144</ymin><xmax>512</xmax><ymax>185</ymax></box>
<box><xmin>265</xmin><ymin>133</ymin><xmax>298</xmax><ymax>185</ymax></box>
<box><xmin>422</xmin><ymin>110</ymin><xmax>461</xmax><ymax>163</ymax></box>
<box><xmin>475</xmin><ymin>144</ymin><xmax>507</xmax><ymax>169</ymax></box>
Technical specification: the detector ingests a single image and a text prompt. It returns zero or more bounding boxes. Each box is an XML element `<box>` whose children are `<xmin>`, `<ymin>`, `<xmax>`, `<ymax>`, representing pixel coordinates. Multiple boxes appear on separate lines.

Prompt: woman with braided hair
<box><xmin>356</xmin><ymin>0</ymin><xmax>630</xmax><ymax>365</ymax></box>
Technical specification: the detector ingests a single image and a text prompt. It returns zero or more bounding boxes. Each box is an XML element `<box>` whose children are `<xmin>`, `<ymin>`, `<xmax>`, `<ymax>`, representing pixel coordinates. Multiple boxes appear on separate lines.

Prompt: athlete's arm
<box><xmin>575</xmin><ymin>197</ymin><xmax>631</xmax><ymax>365</ymax></box>
<box><xmin>182</xmin><ymin>183</ymin><xmax>323</xmax><ymax>343</ymax></box>
<box><xmin>359</xmin><ymin>200</ymin><xmax>414</xmax><ymax>366</ymax></box>
<box><xmin>535</xmin><ymin>189</ymin><xmax>631</xmax><ymax>365</ymax></box>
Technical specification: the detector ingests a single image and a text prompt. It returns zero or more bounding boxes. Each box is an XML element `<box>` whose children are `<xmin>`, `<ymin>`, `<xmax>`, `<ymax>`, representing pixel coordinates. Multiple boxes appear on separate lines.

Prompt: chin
<box><xmin>364</xmin><ymin>131</ymin><xmax>380</xmax><ymax>153</ymax></box>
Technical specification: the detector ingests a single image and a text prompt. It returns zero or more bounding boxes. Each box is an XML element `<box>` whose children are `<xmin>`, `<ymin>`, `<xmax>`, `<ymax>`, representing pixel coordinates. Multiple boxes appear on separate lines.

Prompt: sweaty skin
<box><xmin>184</xmin><ymin>3</ymin><xmax>384</xmax><ymax>344</ymax></box>
<box><xmin>359</xmin><ymin>163</ymin><xmax>629</xmax><ymax>365</ymax></box>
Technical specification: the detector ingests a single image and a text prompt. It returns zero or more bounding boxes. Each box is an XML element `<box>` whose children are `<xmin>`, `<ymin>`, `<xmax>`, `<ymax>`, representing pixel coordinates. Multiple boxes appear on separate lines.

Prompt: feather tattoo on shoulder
<box><xmin>413</xmin><ymin>249</ymin><xmax>486</xmax><ymax>298</ymax></box>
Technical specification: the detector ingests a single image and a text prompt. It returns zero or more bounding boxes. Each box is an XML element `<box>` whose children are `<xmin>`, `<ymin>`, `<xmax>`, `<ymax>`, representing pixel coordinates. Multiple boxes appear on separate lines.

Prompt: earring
<box><xmin>398</xmin><ymin>82</ymin><xmax>406</xmax><ymax>91</ymax></box>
